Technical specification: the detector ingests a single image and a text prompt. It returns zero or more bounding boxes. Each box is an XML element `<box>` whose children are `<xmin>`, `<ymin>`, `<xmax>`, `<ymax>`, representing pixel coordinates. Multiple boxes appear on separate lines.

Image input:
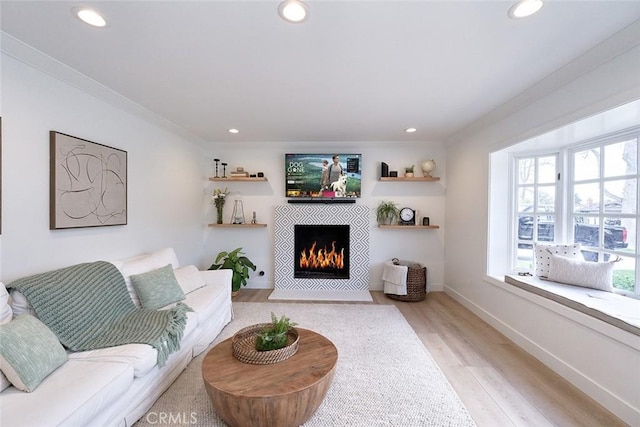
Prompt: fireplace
<box><xmin>294</xmin><ymin>224</ymin><xmax>350</xmax><ymax>279</ymax></box>
<box><xmin>272</xmin><ymin>204</ymin><xmax>370</xmax><ymax>301</ymax></box>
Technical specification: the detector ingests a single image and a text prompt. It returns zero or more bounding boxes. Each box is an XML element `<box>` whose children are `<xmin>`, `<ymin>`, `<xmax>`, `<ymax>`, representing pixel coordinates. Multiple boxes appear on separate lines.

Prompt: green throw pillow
<box><xmin>130</xmin><ymin>264</ymin><xmax>185</xmax><ymax>310</ymax></box>
<box><xmin>0</xmin><ymin>314</ymin><xmax>68</xmax><ymax>392</ymax></box>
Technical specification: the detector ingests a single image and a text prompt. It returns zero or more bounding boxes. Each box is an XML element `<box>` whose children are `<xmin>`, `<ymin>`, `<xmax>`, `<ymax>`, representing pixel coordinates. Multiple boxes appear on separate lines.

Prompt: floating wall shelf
<box><xmin>209</xmin><ymin>177</ymin><xmax>267</xmax><ymax>182</ymax></box>
<box><xmin>208</xmin><ymin>223</ymin><xmax>267</xmax><ymax>228</ymax></box>
<box><xmin>378</xmin><ymin>225</ymin><xmax>440</xmax><ymax>229</ymax></box>
<box><xmin>379</xmin><ymin>176</ymin><xmax>439</xmax><ymax>182</ymax></box>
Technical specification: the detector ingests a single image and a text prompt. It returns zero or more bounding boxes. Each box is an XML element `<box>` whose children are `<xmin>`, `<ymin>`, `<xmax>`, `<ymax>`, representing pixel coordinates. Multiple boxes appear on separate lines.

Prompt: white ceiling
<box><xmin>2</xmin><ymin>1</ymin><xmax>640</xmax><ymax>144</ymax></box>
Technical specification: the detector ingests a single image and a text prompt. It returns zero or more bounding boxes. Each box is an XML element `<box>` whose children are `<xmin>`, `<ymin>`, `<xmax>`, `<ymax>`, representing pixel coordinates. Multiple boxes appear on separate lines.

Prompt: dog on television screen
<box><xmin>330</xmin><ymin>174</ymin><xmax>348</xmax><ymax>197</ymax></box>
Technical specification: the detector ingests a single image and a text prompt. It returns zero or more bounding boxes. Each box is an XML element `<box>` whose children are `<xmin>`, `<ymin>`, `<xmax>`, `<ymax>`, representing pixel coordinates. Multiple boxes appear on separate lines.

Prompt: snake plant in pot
<box><xmin>208</xmin><ymin>247</ymin><xmax>256</xmax><ymax>294</ymax></box>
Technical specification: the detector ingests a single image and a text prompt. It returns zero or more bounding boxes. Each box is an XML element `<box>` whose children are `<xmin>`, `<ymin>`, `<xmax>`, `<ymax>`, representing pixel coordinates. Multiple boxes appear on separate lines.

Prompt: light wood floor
<box><xmin>234</xmin><ymin>290</ymin><xmax>626</xmax><ymax>427</ymax></box>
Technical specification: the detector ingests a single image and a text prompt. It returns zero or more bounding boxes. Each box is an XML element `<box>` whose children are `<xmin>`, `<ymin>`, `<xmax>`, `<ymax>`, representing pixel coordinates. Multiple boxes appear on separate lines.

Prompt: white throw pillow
<box><xmin>0</xmin><ymin>283</ymin><xmax>13</xmax><ymax>325</ymax></box>
<box><xmin>547</xmin><ymin>254</ymin><xmax>615</xmax><ymax>292</ymax></box>
<box><xmin>174</xmin><ymin>265</ymin><xmax>206</xmax><ymax>294</ymax></box>
<box><xmin>118</xmin><ymin>248</ymin><xmax>180</xmax><ymax>307</ymax></box>
<box><xmin>534</xmin><ymin>243</ymin><xmax>582</xmax><ymax>278</ymax></box>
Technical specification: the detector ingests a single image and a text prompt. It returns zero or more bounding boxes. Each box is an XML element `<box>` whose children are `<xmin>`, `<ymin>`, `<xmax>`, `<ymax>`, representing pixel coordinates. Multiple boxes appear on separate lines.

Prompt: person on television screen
<box><xmin>328</xmin><ymin>155</ymin><xmax>343</xmax><ymax>186</ymax></box>
<box><xmin>320</xmin><ymin>159</ymin><xmax>330</xmax><ymax>190</ymax></box>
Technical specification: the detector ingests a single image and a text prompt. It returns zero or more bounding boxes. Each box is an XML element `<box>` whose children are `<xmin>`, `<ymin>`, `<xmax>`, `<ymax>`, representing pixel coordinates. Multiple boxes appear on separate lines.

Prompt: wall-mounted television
<box><xmin>285</xmin><ymin>153</ymin><xmax>362</xmax><ymax>200</ymax></box>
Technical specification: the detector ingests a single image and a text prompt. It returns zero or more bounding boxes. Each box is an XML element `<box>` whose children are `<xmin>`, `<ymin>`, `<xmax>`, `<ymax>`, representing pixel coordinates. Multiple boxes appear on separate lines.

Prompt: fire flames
<box><xmin>299</xmin><ymin>241</ymin><xmax>345</xmax><ymax>270</ymax></box>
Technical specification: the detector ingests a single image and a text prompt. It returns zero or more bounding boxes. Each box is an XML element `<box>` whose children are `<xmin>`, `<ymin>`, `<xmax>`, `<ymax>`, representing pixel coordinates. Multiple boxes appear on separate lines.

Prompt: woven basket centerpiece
<box><xmin>232</xmin><ymin>323</ymin><xmax>299</xmax><ymax>365</ymax></box>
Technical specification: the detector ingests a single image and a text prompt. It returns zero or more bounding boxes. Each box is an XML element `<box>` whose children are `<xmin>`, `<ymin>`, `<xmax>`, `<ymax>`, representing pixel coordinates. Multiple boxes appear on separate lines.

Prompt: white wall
<box><xmin>444</xmin><ymin>27</ymin><xmax>640</xmax><ymax>425</ymax></box>
<box><xmin>0</xmin><ymin>51</ymin><xmax>208</xmax><ymax>281</ymax></box>
<box><xmin>204</xmin><ymin>142</ymin><xmax>446</xmax><ymax>291</ymax></box>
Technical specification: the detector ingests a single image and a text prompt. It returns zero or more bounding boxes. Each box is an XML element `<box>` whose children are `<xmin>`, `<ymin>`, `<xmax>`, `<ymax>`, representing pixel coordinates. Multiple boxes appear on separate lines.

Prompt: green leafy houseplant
<box><xmin>208</xmin><ymin>247</ymin><xmax>256</xmax><ymax>292</ymax></box>
<box><xmin>376</xmin><ymin>200</ymin><xmax>399</xmax><ymax>225</ymax></box>
<box><xmin>405</xmin><ymin>165</ymin><xmax>414</xmax><ymax>173</ymax></box>
<box><xmin>255</xmin><ymin>312</ymin><xmax>298</xmax><ymax>351</ymax></box>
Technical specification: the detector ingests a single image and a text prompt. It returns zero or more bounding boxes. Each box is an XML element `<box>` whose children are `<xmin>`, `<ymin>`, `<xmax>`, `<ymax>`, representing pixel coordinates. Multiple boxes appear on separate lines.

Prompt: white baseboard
<box><xmin>268</xmin><ymin>289</ymin><xmax>373</xmax><ymax>302</ymax></box>
<box><xmin>444</xmin><ymin>284</ymin><xmax>640</xmax><ymax>426</ymax></box>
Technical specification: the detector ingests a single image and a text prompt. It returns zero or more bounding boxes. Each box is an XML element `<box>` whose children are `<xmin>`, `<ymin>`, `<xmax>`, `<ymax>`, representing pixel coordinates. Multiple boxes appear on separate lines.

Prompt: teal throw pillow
<box><xmin>0</xmin><ymin>314</ymin><xmax>68</xmax><ymax>392</ymax></box>
<box><xmin>130</xmin><ymin>264</ymin><xmax>185</xmax><ymax>310</ymax></box>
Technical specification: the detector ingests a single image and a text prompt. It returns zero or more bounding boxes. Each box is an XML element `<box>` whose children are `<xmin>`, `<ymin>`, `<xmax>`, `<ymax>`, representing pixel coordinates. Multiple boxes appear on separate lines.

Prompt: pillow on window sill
<box><xmin>534</xmin><ymin>243</ymin><xmax>582</xmax><ymax>278</ymax></box>
<box><xmin>547</xmin><ymin>254</ymin><xmax>614</xmax><ymax>292</ymax></box>
<box><xmin>130</xmin><ymin>264</ymin><xmax>185</xmax><ymax>310</ymax></box>
<box><xmin>0</xmin><ymin>314</ymin><xmax>68</xmax><ymax>392</ymax></box>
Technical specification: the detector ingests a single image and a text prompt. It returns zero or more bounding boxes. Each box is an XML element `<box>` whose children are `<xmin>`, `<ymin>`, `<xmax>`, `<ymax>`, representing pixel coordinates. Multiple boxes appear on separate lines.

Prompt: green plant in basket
<box><xmin>255</xmin><ymin>312</ymin><xmax>298</xmax><ymax>352</ymax></box>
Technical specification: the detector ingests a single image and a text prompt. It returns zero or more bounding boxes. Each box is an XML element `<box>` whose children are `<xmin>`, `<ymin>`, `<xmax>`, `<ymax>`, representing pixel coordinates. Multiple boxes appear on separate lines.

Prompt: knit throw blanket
<box><xmin>8</xmin><ymin>261</ymin><xmax>191</xmax><ymax>367</ymax></box>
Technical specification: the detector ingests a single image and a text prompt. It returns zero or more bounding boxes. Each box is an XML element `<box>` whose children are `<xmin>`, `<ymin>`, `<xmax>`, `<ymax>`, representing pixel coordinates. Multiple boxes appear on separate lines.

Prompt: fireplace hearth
<box><xmin>294</xmin><ymin>224</ymin><xmax>350</xmax><ymax>279</ymax></box>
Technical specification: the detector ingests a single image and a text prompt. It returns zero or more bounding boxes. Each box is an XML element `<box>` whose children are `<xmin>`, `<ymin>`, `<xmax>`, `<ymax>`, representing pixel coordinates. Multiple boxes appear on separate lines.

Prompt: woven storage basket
<box><xmin>386</xmin><ymin>264</ymin><xmax>427</xmax><ymax>302</ymax></box>
<box><xmin>232</xmin><ymin>323</ymin><xmax>299</xmax><ymax>365</ymax></box>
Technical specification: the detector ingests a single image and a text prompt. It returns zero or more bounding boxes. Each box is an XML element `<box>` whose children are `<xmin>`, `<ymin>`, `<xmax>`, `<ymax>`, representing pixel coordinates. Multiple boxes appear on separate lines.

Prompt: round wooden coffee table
<box><xmin>202</xmin><ymin>328</ymin><xmax>338</xmax><ymax>427</ymax></box>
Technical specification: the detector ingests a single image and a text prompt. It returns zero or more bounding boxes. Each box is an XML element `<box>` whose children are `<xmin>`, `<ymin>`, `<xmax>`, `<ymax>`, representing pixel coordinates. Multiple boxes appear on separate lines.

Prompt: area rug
<box><xmin>135</xmin><ymin>303</ymin><xmax>476</xmax><ymax>426</ymax></box>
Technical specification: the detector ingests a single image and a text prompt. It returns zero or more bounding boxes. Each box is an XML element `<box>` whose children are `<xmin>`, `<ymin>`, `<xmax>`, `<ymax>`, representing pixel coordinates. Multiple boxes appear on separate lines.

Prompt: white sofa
<box><xmin>0</xmin><ymin>248</ymin><xmax>233</xmax><ymax>427</ymax></box>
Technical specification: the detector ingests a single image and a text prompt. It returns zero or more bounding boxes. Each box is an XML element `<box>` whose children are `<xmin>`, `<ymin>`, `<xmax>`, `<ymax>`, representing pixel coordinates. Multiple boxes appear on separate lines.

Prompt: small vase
<box><xmin>216</xmin><ymin>204</ymin><xmax>224</xmax><ymax>224</ymax></box>
<box><xmin>405</xmin><ymin>172</ymin><xmax>414</xmax><ymax>178</ymax></box>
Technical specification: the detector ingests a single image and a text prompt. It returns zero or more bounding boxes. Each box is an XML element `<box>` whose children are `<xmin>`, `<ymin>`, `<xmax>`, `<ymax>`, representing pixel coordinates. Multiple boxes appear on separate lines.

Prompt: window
<box><xmin>509</xmin><ymin>132</ymin><xmax>639</xmax><ymax>296</ymax></box>
<box><xmin>513</xmin><ymin>155</ymin><xmax>559</xmax><ymax>270</ymax></box>
<box><xmin>569</xmin><ymin>136</ymin><xmax>638</xmax><ymax>293</ymax></box>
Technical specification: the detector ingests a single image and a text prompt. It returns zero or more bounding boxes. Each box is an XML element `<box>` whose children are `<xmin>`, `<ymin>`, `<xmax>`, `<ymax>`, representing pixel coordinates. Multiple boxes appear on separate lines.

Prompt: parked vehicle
<box><xmin>518</xmin><ymin>205</ymin><xmax>628</xmax><ymax>261</ymax></box>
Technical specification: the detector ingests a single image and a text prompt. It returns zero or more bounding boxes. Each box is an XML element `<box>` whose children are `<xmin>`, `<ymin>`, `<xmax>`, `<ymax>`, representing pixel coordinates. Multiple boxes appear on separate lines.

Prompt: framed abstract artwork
<box><xmin>50</xmin><ymin>131</ymin><xmax>127</xmax><ymax>229</ymax></box>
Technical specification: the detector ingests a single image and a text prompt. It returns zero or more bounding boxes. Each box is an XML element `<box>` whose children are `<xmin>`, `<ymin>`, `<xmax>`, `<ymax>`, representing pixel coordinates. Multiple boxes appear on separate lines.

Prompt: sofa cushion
<box><xmin>118</xmin><ymin>248</ymin><xmax>180</xmax><ymax>307</ymax></box>
<box><xmin>0</xmin><ymin>314</ymin><xmax>68</xmax><ymax>392</ymax></box>
<box><xmin>0</xmin><ymin>359</ymin><xmax>133</xmax><ymax>427</ymax></box>
<box><xmin>0</xmin><ymin>371</ymin><xmax>10</xmax><ymax>392</ymax></box>
<box><xmin>174</xmin><ymin>265</ymin><xmax>206</xmax><ymax>294</ymax></box>
<box><xmin>183</xmin><ymin>284</ymin><xmax>228</xmax><ymax>325</ymax></box>
<box><xmin>130</xmin><ymin>264</ymin><xmax>185</xmax><ymax>310</ymax></box>
<box><xmin>69</xmin><ymin>343</ymin><xmax>158</xmax><ymax>378</ymax></box>
<box><xmin>534</xmin><ymin>242</ymin><xmax>582</xmax><ymax>277</ymax></box>
<box><xmin>7</xmin><ymin>289</ymin><xmax>36</xmax><ymax>317</ymax></box>
<box><xmin>0</xmin><ymin>283</ymin><xmax>12</xmax><ymax>325</ymax></box>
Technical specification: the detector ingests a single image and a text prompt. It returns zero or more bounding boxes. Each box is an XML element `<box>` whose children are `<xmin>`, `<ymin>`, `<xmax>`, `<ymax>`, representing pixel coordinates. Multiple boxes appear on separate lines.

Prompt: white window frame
<box><xmin>509</xmin><ymin>129</ymin><xmax>639</xmax><ymax>297</ymax></box>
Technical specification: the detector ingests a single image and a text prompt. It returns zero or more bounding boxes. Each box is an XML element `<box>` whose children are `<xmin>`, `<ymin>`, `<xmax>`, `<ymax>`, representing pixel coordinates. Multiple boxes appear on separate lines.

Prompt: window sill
<box><xmin>503</xmin><ymin>274</ymin><xmax>640</xmax><ymax>337</ymax></box>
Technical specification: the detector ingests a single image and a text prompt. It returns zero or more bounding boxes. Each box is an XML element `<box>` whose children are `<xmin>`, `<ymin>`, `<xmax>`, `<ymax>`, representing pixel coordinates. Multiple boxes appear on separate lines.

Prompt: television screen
<box><xmin>285</xmin><ymin>153</ymin><xmax>362</xmax><ymax>198</ymax></box>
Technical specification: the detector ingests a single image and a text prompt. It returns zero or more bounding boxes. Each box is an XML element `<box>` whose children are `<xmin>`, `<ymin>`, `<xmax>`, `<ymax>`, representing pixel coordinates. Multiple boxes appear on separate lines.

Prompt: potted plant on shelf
<box><xmin>255</xmin><ymin>312</ymin><xmax>298</xmax><ymax>351</ymax></box>
<box><xmin>404</xmin><ymin>165</ymin><xmax>415</xmax><ymax>178</ymax></box>
<box><xmin>208</xmin><ymin>247</ymin><xmax>256</xmax><ymax>295</ymax></box>
<box><xmin>376</xmin><ymin>200</ymin><xmax>399</xmax><ymax>225</ymax></box>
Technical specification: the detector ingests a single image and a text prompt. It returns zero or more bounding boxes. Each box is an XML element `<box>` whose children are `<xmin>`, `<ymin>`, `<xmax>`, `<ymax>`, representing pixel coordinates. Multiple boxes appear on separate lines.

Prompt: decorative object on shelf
<box><xmin>208</xmin><ymin>247</ymin><xmax>256</xmax><ymax>294</ymax></box>
<box><xmin>213</xmin><ymin>158</ymin><xmax>220</xmax><ymax>178</ymax></box>
<box><xmin>257</xmin><ymin>172</ymin><xmax>264</xmax><ymax>177</ymax></box>
<box><xmin>231</xmin><ymin>166</ymin><xmax>249</xmax><ymax>178</ymax></box>
<box><xmin>221</xmin><ymin>162</ymin><xmax>228</xmax><ymax>178</ymax></box>
<box><xmin>399</xmin><ymin>207</ymin><xmax>416</xmax><ymax>225</ymax></box>
<box><xmin>421</xmin><ymin>159</ymin><xmax>436</xmax><ymax>177</ymax></box>
<box><xmin>404</xmin><ymin>165</ymin><xmax>414</xmax><ymax>178</ymax></box>
<box><xmin>231</xmin><ymin>199</ymin><xmax>246</xmax><ymax>224</ymax></box>
<box><xmin>251</xmin><ymin>211</ymin><xmax>257</xmax><ymax>224</ymax></box>
<box><xmin>232</xmin><ymin>322</ymin><xmax>299</xmax><ymax>364</ymax></box>
<box><xmin>376</xmin><ymin>200</ymin><xmax>400</xmax><ymax>225</ymax></box>
<box><xmin>422</xmin><ymin>217</ymin><xmax>430</xmax><ymax>226</ymax></box>
<box><xmin>255</xmin><ymin>312</ymin><xmax>298</xmax><ymax>351</ymax></box>
<box><xmin>381</xmin><ymin>162</ymin><xmax>389</xmax><ymax>177</ymax></box>
<box><xmin>389</xmin><ymin>171</ymin><xmax>398</xmax><ymax>177</ymax></box>
<box><xmin>212</xmin><ymin>187</ymin><xmax>229</xmax><ymax>224</ymax></box>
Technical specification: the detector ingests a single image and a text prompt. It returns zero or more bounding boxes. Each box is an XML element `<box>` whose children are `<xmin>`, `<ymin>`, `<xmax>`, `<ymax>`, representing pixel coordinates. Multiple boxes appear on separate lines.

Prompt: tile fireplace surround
<box><xmin>270</xmin><ymin>204</ymin><xmax>372</xmax><ymax>301</ymax></box>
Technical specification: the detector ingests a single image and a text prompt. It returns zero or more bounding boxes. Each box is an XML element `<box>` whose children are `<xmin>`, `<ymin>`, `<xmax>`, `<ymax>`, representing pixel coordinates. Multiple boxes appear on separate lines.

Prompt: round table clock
<box><xmin>399</xmin><ymin>207</ymin><xmax>415</xmax><ymax>225</ymax></box>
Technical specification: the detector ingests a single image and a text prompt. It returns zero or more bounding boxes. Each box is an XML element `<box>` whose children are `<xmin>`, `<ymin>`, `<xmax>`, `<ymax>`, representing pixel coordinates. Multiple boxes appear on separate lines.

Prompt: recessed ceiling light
<box><xmin>73</xmin><ymin>7</ymin><xmax>107</xmax><ymax>27</ymax></box>
<box><xmin>405</xmin><ymin>128</ymin><xmax>417</xmax><ymax>133</ymax></box>
<box><xmin>229</xmin><ymin>128</ymin><xmax>240</xmax><ymax>134</ymax></box>
<box><xmin>278</xmin><ymin>0</ymin><xmax>309</xmax><ymax>24</ymax></box>
<box><xmin>508</xmin><ymin>0</ymin><xmax>544</xmax><ymax>19</ymax></box>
